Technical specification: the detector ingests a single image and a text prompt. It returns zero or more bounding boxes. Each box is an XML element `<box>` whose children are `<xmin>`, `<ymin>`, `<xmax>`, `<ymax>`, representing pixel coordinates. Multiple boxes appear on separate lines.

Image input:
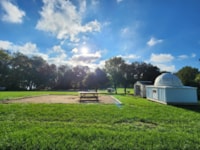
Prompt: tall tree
<box><xmin>138</xmin><ymin>62</ymin><xmax>160</xmax><ymax>82</ymax></box>
<box><xmin>119</xmin><ymin>62</ymin><xmax>130</xmax><ymax>94</ymax></box>
<box><xmin>31</xmin><ymin>56</ymin><xmax>50</xmax><ymax>90</ymax></box>
<box><xmin>105</xmin><ymin>57</ymin><xmax>125</xmax><ymax>94</ymax></box>
<box><xmin>83</xmin><ymin>68</ymin><xmax>109</xmax><ymax>91</ymax></box>
<box><xmin>72</xmin><ymin>66</ymin><xmax>89</xmax><ymax>90</ymax></box>
<box><xmin>56</xmin><ymin>65</ymin><xmax>73</xmax><ymax>89</ymax></box>
<box><xmin>129</xmin><ymin>62</ymin><xmax>160</xmax><ymax>83</ymax></box>
<box><xmin>83</xmin><ymin>72</ymin><xmax>96</xmax><ymax>90</ymax></box>
<box><xmin>176</xmin><ymin>66</ymin><xmax>199</xmax><ymax>86</ymax></box>
<box><xmin>0</xmin><ymin>49</ymin><xmax>11</xmax><ymax>88</ymax></box>
<box><xmin>195</xmin><ymin>74</ymin><xmax>200</xmax><ymax>86</ymax></box>
<box><xmin>95</xmin><ymin>68</ymin><xmax>109</xmax><ymax>89</ymax></box>
<box><xmin>118</xmin><ymin>62</ymin><xmax>160</xmax><ymax>94</ymax></box>
<box><xmin>8</xmin><ymin>53</ymin><xmax>33</xmax><ymax>90</ymax></box>
<box><xmin>46</xmin><ymin>64</ymin><xmax>57</xmax><ymax>89</ymax></box>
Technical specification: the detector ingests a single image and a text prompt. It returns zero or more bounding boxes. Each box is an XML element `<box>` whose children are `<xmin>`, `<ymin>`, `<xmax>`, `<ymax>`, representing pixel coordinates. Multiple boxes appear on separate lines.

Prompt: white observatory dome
<box><xmin>154</xmin><ymin>73</ymin><xmax>183</xmax><ymax>87</ymax></box>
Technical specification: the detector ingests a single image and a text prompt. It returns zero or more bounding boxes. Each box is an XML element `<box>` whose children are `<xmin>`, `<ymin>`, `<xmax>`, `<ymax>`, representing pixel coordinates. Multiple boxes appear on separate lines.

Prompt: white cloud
<box><xmin>147</xmin><ymin>37</ymin><xmax>163</xmax><ymax>47</ymax></box>
<box><xmin>91</xmin><ymin>0</ymin><xmax>99</xmax><ymax>6</ymax></box>
<box><xmin>117</xmin><ymin>54</ymin><xmax>140</xmax><ymax>60</ymax></box>
<box><xmin>81</xmin><ymin>20</ymin><xmax>101</xmax><ymax>32</ymax></box>
<box><xmin>120</xmin><ymin>24</ymin><xmax>139</xmax><ymax>38</ymax></box>
<box><xmin>154</xmin><ymin>63</ymin><xmax>176</xmax><ymax>72</ymax></box>
<box><xmin>178</xmin><ymin>53</ymin><xmax>196</xmax><ymax>60</ymax></box>
<box><xmin>191</xmin><ymin>53</ymin><xmax>196</xmax><ymax>58</ymax></box>
<box><xmin>150</xmin><ymin>53</ymin><xmax>174</xmax><ymax>63</ymax></box>
<box><xmin>79</xmin><ymin>0</ymin><xmax>86</xmax><ymax>14</ymax></box>
<box><xmin>48</xmin><ymin>56</ymin><xmax>68</xmax><ymax>66</ymax></box>
<box><xmin>12</xmin><ymin>42</ymin><xmax>39</xmax><ymax>55</ymax></box>
<box><xmin>120</xmin><ymin>27</ymin><xmax>135</xmax><ymax>40</ymax></box>
<box><xmin>0</xmin><ymin>40</ymin><xmax>49</xmax><ymax>60</ymax></box>
<box><xmin>36</xmin><ymin>0</ymin><xmax>101</xmax><ymax>42</ymax></box>
<box><xmin>119</xmin><ymin>22</ymin><xmax>142</xmax><ymax>52</ymax></box>
<box><xmin>71</xmin><ymin>48</ymin><xmax>79</xmax><ymax>54</ymax></box>
<box><xmin>0</xmin><ymin>40</ymin><xmax>12</xmax><ymax>49</ymax></box>
<box><xmin>52</xmin><ymin>45</ymin><xmax>65</xmax><ymax>54</ymax></box>
<box><xmin>70</xmin><ymin>51</ymin><xmax>101</xmax><ymax>63</ymax></box>
<box><xmin>68</xmin><ymin>47</ymin><xmax>102</xmax><ymax>70</ymax></box>
<box><xmin>98</xmin><ymin>60</ymin><xmax>106</xmax><ymax>68</ymax></box>
<box><xmin>0</xmin><ymin>39</ymin><xmax>105</xmax><ymax>70</ymax></box>
<box><xmin>46</xmin><ymin>45</ymin><xmax>69</xmax><ymax>65</ymax></box>
<box><xmin>149</xmin><ymin>53</ymin><xmax>175</xmax><ymax>72</ymax></box>
<box><xmin>0</xmin><ymin>0</ymin><xmax>25</xmax><ymax>23</ymax></box>
<box><xmin>0</xmin><ymin>40</ymin><xmax>38</xmax><ymax>55</ymax></box>
<box><xmin>116</xmin><ymin>0</ymin><xmax>123</xmax><ymax>3</ymax></box>
<box><xmin>178</xmin><ymin>55</ymin><xmax>188</xmax><ymax>60</ymax></box>
<box><xmin>52</xmin><ymin>45</ymin><xmax>67</xmax><ymax>58</ymax></box>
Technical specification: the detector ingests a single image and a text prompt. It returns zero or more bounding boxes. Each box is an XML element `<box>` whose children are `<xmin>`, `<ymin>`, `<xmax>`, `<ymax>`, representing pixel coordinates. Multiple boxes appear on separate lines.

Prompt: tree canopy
<box><xmin>176</xmin><ymin>66</ymin><xmax>199</xmax><ymax>86</ymax></box>
<box><xmin>0</xmin><ymin>50</ymin><xmax>111</xmax><ymax>91</ymax></box>
<box><xmin>105</xmin><ymin>57</ymin><xmax>160</xmax><ymax>94</ymax></box>
<box><xmin>3</xmin><ymin>49</ymin><xmax>199</xmax><ymax>94</ymax></box>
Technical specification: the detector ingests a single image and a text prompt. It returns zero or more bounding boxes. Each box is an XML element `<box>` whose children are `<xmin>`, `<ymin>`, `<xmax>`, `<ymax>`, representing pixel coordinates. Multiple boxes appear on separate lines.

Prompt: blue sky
<box><xmin>0</xmin><ymin>0</ymin><xmax>200</xmax><ymax>72</ymax></box>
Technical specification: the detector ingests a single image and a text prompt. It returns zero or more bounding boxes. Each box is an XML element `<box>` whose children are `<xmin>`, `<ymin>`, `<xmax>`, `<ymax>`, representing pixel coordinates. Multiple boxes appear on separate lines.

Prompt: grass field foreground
<box><xmin>0</xmin><ymin>91</ymin><xmax>200</xmax><ymax>149</ymax></box>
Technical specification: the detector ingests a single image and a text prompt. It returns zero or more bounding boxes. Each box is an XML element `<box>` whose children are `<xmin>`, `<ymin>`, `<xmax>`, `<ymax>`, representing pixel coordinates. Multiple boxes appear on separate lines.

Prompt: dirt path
<box><xmin>3</xmin><ymin>95</ymin><xmax>118</xmax><ymax>104</ymax></box>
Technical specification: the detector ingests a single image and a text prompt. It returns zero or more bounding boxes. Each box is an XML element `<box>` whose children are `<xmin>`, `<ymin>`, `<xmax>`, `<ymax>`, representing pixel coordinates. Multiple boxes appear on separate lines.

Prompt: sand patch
<box><xmin>2</xmin><ymin>95</ymin><xmax>119</xmax><ymax>104</ymax></box>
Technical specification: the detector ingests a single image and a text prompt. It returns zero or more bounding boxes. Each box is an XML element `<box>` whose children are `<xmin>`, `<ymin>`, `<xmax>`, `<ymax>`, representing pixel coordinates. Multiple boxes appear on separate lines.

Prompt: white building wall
<box><xmin>134</xmin><ymin>81</ymin><xmax>151</xmax><ymax>98</ymax></box>
<box><xmin>165</xmin><ymin>87</ymin><xmax>197</xmax><ymax>103</ymax></box>
<box><xmin>146</xmin><ymin>86</ymin><xmax>198</xmax><ymax>104</ymax></box>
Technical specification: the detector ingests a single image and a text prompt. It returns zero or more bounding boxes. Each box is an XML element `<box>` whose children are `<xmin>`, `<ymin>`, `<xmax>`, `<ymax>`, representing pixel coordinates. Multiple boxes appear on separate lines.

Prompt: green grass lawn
<box><xmin>0</xmin><ymin>91</ymin><xmax>200</xmax><ymax>149</ymax></box>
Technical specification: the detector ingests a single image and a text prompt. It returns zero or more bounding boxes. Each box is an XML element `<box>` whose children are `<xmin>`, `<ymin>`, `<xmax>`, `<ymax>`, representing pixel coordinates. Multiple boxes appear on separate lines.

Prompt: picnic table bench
<box><xmin>79</xmin><ymin>92</ymin><xmax>99</xmax><ymax>102</ymax></box>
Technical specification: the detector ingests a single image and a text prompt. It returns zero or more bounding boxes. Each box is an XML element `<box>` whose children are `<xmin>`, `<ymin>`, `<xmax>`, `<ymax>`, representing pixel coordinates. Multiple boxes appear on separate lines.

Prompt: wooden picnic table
<box><xmin>79</xmin><ymin>91</ymin><xmax>99</xmax><ymax>102</ymax></box>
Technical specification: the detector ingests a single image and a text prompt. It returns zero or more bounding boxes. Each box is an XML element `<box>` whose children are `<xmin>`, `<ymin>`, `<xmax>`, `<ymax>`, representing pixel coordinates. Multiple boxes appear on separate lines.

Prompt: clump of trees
<box><xmin>0</xmin><ymin>50</ymin><xmax>110</xmax><ymax>91</ymax></box>
<box><xmin>105</xmin><ymin>57</ymin><xmax>160</xmax><ymax>94</ymax></box>
<box><xmin>176</xmin><ymin>66</ymin><xmax>200</xmax><ymax>98</ymax></box>
<box><xmin>2</xmin><ymin>49</ymin><xmax>200</xmax><ymax>95</ymax></box>
<box><xmin>0</xmin><ymin>49</ymin><xmax>162</xmax><ymax>92</ymax></box>
<box><xmin>0</xmin><ymin>51</ymin><xmax>57</xmax><ymax>90</ymax></box>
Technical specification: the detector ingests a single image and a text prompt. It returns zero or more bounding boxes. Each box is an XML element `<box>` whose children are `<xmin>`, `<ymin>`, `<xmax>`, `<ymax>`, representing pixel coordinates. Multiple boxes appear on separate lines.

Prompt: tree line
<box><xmin>0</xmin><ymin>49</ymin><xmax>161</xmax><ymax>92</ymax></box>
<box><xmin>0</xmin><ymin>50</ymin><xmax>109</xmax><ymax>91</ymax></box>
<box><xmin>1</xmin><ymin>49</ymin><xmax>200</xmax><ymax>95</ymax></box>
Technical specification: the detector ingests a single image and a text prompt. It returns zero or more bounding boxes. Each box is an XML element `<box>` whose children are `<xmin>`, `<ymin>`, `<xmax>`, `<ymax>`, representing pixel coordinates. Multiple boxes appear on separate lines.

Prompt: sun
<box><xmin>80</xmin><ymin>46</ymin><xmax>89</xmax><ymax>54</ymax></box>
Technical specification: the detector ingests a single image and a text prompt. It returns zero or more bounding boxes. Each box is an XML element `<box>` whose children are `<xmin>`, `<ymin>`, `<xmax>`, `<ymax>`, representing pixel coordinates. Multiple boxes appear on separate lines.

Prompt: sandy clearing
<box><xmin>2</xmin><ymin>95</ymin><xmax>118</xmax><ymax>104</ymax></box>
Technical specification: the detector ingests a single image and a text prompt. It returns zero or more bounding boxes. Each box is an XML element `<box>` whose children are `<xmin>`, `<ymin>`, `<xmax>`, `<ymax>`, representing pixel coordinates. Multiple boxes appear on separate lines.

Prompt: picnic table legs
<box><xmin>79</xmin><ymin>92</ymin><xmax>99</xmax><ymax>102</ymax></box>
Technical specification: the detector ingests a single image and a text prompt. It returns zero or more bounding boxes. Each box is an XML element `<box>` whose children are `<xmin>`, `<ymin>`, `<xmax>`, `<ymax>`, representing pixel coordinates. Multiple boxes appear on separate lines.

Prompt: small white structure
<box><xmin>146</xmin><ymin>73</ymin><xmax>198</xmax><ymax>104</ymax></box>
<box><xmin>134</xmin><ymin>81</ymin><xmax>152</xmax><ymax>98</ymax></box>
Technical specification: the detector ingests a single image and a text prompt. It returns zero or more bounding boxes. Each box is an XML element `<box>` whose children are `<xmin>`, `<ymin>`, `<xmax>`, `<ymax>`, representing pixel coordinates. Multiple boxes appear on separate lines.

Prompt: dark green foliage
<box><xmin>176</xmin><ymin>66</ymin><xmax>200</xmax><ymax>99</ymax></box>
<box><xmin>0</xmin><ymin>49</ymin><xmax>12</xmax><ymax>88</ymax></box>
<box><xmin>55</xmin><ymin>65</ymin><xmax>74</xmax><ymax>90</ymax></box>
<box><xmin>105</xmin><ymin>57</ymin><xmax>160</xmax><ymax>94</ymax></box>
<box><xmin>176</xmin><ymin>66</ymin><xmax>199</xmax><ymax>86</ymax></box>
<box><xmin>105</xmin><ymin>57</ymin><xmax>125</xmax><ymax>93</ymax></box>
<box><xmin>83</xmin><ymin>68</ymin><xmax>109</xmax><ymax>91</ymax></box>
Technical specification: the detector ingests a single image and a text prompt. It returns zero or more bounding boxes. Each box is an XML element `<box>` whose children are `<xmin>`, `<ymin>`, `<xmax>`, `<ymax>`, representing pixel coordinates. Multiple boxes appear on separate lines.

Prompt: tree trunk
<box><xmin>124</xmin><ymin>86</ymin><xmax>126</xmax><ymax>95</ymax></box>
<box><xmin>114</xmin><ymin>83</ymin><xmax>117</xmax><ymax>94</ymax></box>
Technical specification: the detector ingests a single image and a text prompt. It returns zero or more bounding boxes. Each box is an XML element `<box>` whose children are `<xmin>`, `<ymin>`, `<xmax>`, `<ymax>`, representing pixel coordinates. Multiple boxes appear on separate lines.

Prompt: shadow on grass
<box><xmin>173</xmin><ymin>104</ymin><xmax>200</xmax><ymax>113</ymax></box>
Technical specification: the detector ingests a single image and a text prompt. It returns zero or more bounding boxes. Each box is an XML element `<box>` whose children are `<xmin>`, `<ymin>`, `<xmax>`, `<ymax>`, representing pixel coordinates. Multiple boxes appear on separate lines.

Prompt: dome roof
<box><xmin>154</xmin><ymin>73</ymin><xmax>183</xmax><ymax>87</ymax></box>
